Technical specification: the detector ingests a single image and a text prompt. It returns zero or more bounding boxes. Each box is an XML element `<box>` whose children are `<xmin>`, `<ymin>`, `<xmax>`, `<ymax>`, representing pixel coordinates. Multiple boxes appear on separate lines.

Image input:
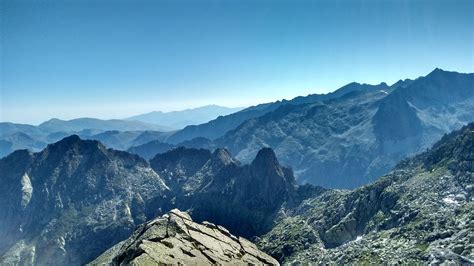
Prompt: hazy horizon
<box><xmin>2</xmin><ymin>0</ymin><xmax>473</xmax><ymax>124</ymax></box>
<box><xmin>0</xmin><ymin>67</ymin><xmax>471</xmax><ymax>125</ymax></box>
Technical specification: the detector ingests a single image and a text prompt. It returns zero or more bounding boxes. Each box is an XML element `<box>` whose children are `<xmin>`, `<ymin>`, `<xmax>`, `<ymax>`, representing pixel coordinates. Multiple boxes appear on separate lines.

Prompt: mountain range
<box><xmin>0</xmin><ymin>134</ymin><xmax>300</xmax><ymax>264</ymax></box>
<box><xmin>163</xmin><ymin>81</ymin><xmax>390</xmax><ymax>144</ymax></box>
<box><xmin>0</xmin><ymin>105</ymin><xmax>241</xmax><ymax>158</ymax></box>
<box><xmin>0</xmin><ymin>118</ymin><xmax>174</xmax><ymax>158</ymax></box>
<box><xmin>1</xmin><ymin>121</ymin><xmax>472</xmax><ymax>264</ymax></box>
<box><xmin>134</xmin><ymin>68</ymin><xmax>474</xmax><ymax>188</ymax></box>
<box><xmin>2</xmin><ymin>69</ymin><xmax>473</xmax><ymax>191</ymax></box>
<box><xmin>127</xmin><ymin>105</ymin><xmax>243</xmax><ymax>130</ymax></box>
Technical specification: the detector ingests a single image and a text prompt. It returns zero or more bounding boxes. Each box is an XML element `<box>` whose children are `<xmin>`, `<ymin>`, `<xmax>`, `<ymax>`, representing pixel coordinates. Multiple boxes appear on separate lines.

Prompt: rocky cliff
<box><xmin>150</xmin><ymin>147</ymin><xmax>302</xmax><ymax>238</ymax></box>
<box><xmin>0</xmin><ymin>135</ymin><xmax>170</xmax><ymax>265</ymax></box>
<box><xmin>257</xmin><ymin>123</ymin><xmax>474</xmax><ymax>264</ymax></box>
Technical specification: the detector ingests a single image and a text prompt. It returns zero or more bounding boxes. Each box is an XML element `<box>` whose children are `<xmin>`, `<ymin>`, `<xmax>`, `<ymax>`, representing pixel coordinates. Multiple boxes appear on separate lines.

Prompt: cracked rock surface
<box><xmin>89</xmin><ymin>209</ymin><xmax>279</xmax><ymax>265</ymax></box>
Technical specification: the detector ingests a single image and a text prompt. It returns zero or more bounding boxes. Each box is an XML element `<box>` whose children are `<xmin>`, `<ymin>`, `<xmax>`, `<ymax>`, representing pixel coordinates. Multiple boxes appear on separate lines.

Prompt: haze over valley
<box><xmin>1</xmin><ymin>0</ymin><xmax>473</xmax><ymax>265</ymax></box>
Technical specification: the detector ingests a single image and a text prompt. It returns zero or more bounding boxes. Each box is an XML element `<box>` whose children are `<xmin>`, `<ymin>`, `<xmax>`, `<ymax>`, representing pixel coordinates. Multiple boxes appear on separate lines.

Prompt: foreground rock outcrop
<box><xmin>90</xmin><ymin>209</ymin><xmax>278</xmax><ymax>265</ymax></box>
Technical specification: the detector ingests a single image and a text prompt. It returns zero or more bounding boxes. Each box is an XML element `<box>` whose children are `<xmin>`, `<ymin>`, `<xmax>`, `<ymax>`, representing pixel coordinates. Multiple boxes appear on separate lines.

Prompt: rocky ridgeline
<box><xmin>257</xmin><ymin>123</ymin><xmax>474</xmax><ymax>264</ymax></box>
<box><xmin>89</xmin><ymin>209</ymin><xmax>278</xmax><ymax>265</ymax></box>
<box><xmin>0</xmin><ymin>135</ymin><xmax>300</xmax><ymax>265</ymax></box>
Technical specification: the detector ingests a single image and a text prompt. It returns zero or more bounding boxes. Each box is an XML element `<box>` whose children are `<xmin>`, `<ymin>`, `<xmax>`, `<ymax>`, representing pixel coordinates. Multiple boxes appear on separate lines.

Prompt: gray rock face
<box><xmin>150</xmin><ymin>147</ymin><xmax>302</xmax><ymax>238</ymax></box>
<box><xmin>257</xmin><ymin>123</ymin><xmax>474</xmax><ymax>264</ymax></box>
<box><xmin>0</xmin><ymin>135</ymin><xmax>169</xmax><ymax>265</ymax></box>
<box><xmin>89</xmin><ymin>209</ymin><xmax>279</xmax><ymax>265</ymax></box>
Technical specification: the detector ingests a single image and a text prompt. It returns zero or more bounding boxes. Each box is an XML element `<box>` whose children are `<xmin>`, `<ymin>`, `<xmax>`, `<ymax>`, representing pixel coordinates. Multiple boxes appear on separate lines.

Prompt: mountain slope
<box><xmin>127</xmin><ymin>140</ymin><xmax>175</xmax><ymax>159</ymax></box>
<box><xmin>165</xmin><ymin>82</ymin><xmax>389</xmax><ymax>144</ymax></box>
<box><xmin>0</xmin><ymin>132</ymin><xmax>47</xmax><ymax>158</ymax></box>
<box><xmin>127</xmin><ymin>105</ymin><xmax>243</xmax><ymax>130</ymax></box>
<box><xmin>0</xmin><ymin>135</ymin><xmax>169</xmax><ymax>265</ymax></box>
<box><xmin>213</xmin><ymin>69</ymin><xmax>474</xmax><ymax>188</ymax></box>
<box><xmin>257</xmin><ymin>123</ymin><xmax>474</xmax><ymax>264</ymax></box>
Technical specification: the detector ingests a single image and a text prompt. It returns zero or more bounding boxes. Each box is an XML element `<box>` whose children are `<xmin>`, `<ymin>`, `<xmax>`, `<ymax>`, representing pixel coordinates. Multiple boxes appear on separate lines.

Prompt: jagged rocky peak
<box><xmin>40</xmin><ymin>134</ymin><xmax>105</xmax><ymax>159</ymax></box>
<box><xmin>252</xmin><ymin>147</ymin><xmax>280</xmax><ymax>167</ymax></box>
<box><xmin>89</xmin><ymin>209</ymin><xmax>279</xmax><ymax>265</ymax></box>
<box><xmin>0</xmin><ymin>135</ymin><xmax>169</xmax><ymax>265</ymax></box>
<box><xmin>48</xmin><ymin>134</ymin><xmax>91</xmax><ymax>148</ymax></box>
<box><xmin>250</xmin><ymin>147</ymin><xmax>296</xmax><ymax>187</ymax></box>
<box><xmin>427</xmin><ymin>67</ymin><xmax>447</xmax><ymax>77</ymax></box>
<box><xmin>211</xmin><ymin>147</ymin><xmax>235</xmax><ymax>165</ymax></box>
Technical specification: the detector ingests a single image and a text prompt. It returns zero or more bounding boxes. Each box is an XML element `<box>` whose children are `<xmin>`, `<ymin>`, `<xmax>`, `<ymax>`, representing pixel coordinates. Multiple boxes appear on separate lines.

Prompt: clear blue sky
<box><xmin>1</xmin><ymin>0</ymin><xmax>473</xmax><ymax>124</ymax></box>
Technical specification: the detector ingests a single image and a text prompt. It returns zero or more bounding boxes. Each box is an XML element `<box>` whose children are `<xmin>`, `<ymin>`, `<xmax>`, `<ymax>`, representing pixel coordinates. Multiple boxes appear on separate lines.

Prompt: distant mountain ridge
<box><xmin>0</xmin><ymin>118</ymin><xmax>174</xmax><ymax>158</ymax></box>
<box><xmin>165</xmin><ymin>82</ymin><xmax>390</xmax><ymax>144</ymax></box>
<box><xmin>2</xmin><ymin>68</ymin><xmax>473</xmax><ymax>190</ymax></box>
<box><xmin>127</xmin><ymin>105</ymin><xmax>243</xmax><ymax>130</ymax></box>
<box><xmin>174</xmin><ymin>68</ymin><xmax>473</xmax><ymax>188</ymax></box>
<box><xmin>38</xmin><ymin>117</ymin><xmax>172</xmax><ymax>132</ymax></box>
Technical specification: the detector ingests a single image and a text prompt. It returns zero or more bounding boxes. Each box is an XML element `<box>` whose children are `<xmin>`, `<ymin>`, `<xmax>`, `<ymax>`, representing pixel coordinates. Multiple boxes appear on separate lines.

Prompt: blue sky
<box><xmin>1</xmin><ymin>0</ymin><xmax>473</xmax><ymax>124</ymax></box>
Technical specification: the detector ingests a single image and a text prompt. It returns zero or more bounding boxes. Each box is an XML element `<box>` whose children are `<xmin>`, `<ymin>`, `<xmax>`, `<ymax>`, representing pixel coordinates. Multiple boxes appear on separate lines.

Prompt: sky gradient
<box><xmin>1</xmin><ymin>0</ymin><xmax>473</xmax><ymax>124</ymax></box>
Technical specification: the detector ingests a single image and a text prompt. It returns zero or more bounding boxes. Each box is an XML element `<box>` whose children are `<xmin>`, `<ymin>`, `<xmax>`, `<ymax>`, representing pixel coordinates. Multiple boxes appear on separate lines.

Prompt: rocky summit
<box><xmin>0</xmin><ymin>135</ymin><xmax>170</xmax><ymax>265</ymax></box>
<box><xmin>89</xmin><ymin>209</ymin><xmax>279</xmax><ymax>265</ymax></box>
<box><xmin>257</xmin><ymin>123</ymin><xmax>474</xmax><ymax>264</ymax></box>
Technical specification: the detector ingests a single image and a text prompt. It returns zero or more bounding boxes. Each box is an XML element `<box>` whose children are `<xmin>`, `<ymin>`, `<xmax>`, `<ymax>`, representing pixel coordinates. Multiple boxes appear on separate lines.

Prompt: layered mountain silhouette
<box><xmin>0</xmin><ymin>118</ymin><xmax>173</xmax><ymax>158</ymax></box>
<box><xmin>37</xmin><ymin>118</ymin><xmax>172</xmax><ymax>133</ymax></box>
<box><xmin>165</xmin><ymin>82</ymin><xmax>390</xmax><ymax>144</ymax></box>
<box><xmin>127</xmin><ymin>105</ymin><xmax>243</xmax><ymax>130</ymax></box>
<box><xmin>0</xmin><ymin>121</ymin><xmax>473</xmax><ymax>264</ymax></box>
<box><xmin>155</xmin><ymin>68</ymin><xmax>473</xmax><ymax>188</ymax></box>
<box><xmin>2</xmin><ymin>69</ymin><xmax>472</xmax><ymax>190</ymax></box>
